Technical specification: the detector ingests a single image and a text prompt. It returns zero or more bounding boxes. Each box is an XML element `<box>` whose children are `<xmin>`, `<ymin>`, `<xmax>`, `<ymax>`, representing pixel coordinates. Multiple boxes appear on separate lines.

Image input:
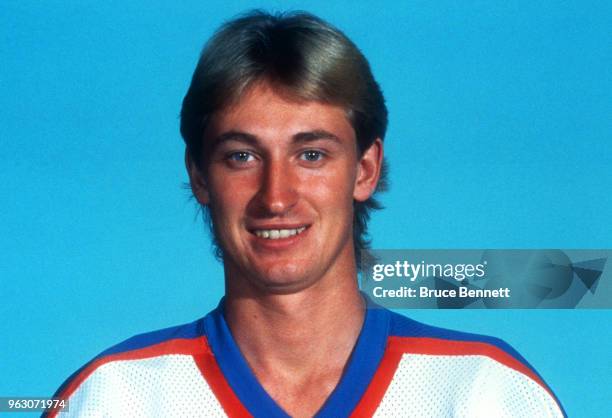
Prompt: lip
<box><xmin>247</xmin><ymin>224</ymin><xmax>311</xmax><ymax>251</ymax></box>
<box><xmin>247</xmin><ymin>223</ymin><xmax>310</xmax><ymax>231</ymax></box>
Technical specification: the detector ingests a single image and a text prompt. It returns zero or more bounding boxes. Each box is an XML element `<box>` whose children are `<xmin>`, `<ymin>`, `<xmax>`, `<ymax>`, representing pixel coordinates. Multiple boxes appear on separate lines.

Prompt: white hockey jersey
<box><xmin>46</xmin><ymin>299</ymin><xmax>565</xmax><ymax>417</ymax></box>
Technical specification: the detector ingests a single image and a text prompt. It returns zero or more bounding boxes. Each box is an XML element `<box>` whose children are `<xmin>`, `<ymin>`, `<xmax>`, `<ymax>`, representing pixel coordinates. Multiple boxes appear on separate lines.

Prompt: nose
<box><xmin>253</xmin><ymin>158</ymin><xmax>298</xmax><ymax>216</ymax></box>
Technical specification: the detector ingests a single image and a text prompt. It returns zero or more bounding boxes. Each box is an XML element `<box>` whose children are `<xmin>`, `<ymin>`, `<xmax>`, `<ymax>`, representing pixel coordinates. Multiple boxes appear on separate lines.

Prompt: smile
<box><xmin>253</xmin><ymin>227</ymin><xmax>307</xmax><ymax>240</ymax></box>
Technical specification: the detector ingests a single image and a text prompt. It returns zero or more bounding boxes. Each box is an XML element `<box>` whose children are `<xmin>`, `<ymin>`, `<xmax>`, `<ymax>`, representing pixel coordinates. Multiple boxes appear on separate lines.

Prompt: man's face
<box><xmin>188</xmin><ymin>82</ymin><xmax>381</xmax><ymax>294</ymax></box>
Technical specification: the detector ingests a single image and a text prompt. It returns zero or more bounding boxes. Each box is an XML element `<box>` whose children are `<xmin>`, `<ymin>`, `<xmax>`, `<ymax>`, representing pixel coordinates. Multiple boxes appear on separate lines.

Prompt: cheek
<box><xmin>300</xmin><ymin>165</ymin><xmax>356</xmax><ymax>209</ymax></box>
<box><xmin>208</xmin><ymin>176</ymin><xmax>254</xmax><ymax>222</ymax></box>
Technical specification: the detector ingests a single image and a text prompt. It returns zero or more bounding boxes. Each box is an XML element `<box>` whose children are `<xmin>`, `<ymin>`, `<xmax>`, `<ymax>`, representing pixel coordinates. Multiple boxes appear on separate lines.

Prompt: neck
<box><xmin>224</xmin><ymin>273</ymin><xmax>365</xmax><ymax>373</ymax></box>
<box><xmin>222</xmin><ymin>251</ymin><xmax>365</xmax><ymax>416</ymax></box>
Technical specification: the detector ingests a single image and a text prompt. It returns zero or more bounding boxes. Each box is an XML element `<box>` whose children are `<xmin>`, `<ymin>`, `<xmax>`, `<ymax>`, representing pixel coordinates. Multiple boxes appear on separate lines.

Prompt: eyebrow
<box><xmin>210</xmin><ymin>131</ymin><xmax>259</xmax><ymax>148</ymax></box>
<box><xmin>209</xmin><ymin>129</ymin><xmax>343</xmax><ymax>150</ymax></box>
<box><xmin>292</xmin><ymin>130</ymin><xmax>343</xmax><ymax>144</ymax></box>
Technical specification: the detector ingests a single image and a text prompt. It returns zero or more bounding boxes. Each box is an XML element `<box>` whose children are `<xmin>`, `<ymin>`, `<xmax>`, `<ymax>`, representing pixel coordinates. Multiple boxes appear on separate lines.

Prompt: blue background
<box><xmin>1</xmin><ymin>1</ymin><xmax>610</xmax><ymax>416</ymax></box>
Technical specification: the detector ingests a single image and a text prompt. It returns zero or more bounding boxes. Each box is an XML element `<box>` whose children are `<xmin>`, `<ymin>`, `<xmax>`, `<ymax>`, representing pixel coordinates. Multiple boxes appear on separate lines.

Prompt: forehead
<box><xmin>206</xmin><ymin>82</ymin><xmax>356</xmax><ymax>144</ymax></box>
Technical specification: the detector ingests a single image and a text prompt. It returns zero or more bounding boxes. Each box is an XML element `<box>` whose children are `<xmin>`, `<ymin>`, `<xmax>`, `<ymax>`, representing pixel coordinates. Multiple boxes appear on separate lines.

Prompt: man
<box><xmin>48</xmin><ymin>11</ymin><xmax>565</xmax><ymax>417</ymax></box>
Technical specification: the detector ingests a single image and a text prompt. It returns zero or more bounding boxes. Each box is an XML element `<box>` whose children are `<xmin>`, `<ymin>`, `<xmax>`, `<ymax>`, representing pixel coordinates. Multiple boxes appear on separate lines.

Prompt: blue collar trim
<box><xmin>203</xmin><ymin>297</ymin><xmax>390</xmax><ymax>417</ymax></box>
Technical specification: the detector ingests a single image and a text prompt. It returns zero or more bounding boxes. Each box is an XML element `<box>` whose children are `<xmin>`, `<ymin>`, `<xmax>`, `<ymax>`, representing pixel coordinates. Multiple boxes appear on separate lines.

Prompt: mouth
<box><xmin>251</xmin><ymin>226</ymin><xmax>308</xmax><ymax>240</ymax></box>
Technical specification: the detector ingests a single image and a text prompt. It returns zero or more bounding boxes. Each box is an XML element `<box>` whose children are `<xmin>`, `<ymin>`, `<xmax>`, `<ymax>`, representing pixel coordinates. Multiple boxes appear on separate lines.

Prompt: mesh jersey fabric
<box><xmin>45</xmin><ymin>299</ymin><xmax>566</xmax><ymax>418</ymax></box>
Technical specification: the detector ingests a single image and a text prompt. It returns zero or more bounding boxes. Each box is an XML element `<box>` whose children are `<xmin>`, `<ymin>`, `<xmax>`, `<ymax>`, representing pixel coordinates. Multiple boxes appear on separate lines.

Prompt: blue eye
<box><xmin>228</xmin><ymin>151</ymin><xmax>254</xmax><ymax>162</ymax></box>
<box><xmin>301</xmin><ymin>150</ymin><xmax>324</xmax><ymax>162</ymax></box>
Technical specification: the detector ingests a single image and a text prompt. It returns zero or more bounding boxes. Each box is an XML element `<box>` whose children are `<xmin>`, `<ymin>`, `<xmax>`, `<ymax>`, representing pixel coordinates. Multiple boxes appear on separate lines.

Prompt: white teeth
<box><xmin>254</xmin><ymin>227</ymin><xmax>307</xmax><ymax>240</ymax></box>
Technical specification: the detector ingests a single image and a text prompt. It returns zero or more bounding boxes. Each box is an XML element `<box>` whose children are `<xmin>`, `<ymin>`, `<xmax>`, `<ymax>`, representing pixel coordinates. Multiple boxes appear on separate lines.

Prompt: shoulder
<box><xmin>45</xmin><ymin>317</ymin><xmax>214</xmax><ymax>417</ymax></box>
<box><xmin>376</xmin><ymin>310</ymin><xmax>567</xmax><ymax>417</ymax></box>
<box><xmin>386</xmin><ymin>309</ymin><xmax>526</xmax><ymax>362</ymax></box>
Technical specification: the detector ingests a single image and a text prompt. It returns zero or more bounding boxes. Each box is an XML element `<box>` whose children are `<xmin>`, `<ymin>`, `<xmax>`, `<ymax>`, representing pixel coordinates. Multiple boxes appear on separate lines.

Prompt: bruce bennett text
<box><xmin>372</xmin><ymin>286</ymin><xmax>511</xmax><ymax>299</ymax></box>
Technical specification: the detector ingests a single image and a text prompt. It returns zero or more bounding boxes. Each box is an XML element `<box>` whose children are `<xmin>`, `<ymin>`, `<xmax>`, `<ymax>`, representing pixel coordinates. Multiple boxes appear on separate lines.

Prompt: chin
<box><xmin>249</xmin><ymin>264</ymin><xmax>319</xmax><ymax>295</ymax></box>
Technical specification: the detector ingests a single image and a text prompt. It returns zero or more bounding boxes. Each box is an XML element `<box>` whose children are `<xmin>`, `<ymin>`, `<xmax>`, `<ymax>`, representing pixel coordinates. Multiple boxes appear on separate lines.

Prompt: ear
<box><xmin>353</xmin><ymin>138</ymin><xmax>383</xmax><ymax>202</ymax></box>
<box><xmin>185</xmin><ymin>150</ymin><xmax>210</xmax><ymax>205</ymax></box>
